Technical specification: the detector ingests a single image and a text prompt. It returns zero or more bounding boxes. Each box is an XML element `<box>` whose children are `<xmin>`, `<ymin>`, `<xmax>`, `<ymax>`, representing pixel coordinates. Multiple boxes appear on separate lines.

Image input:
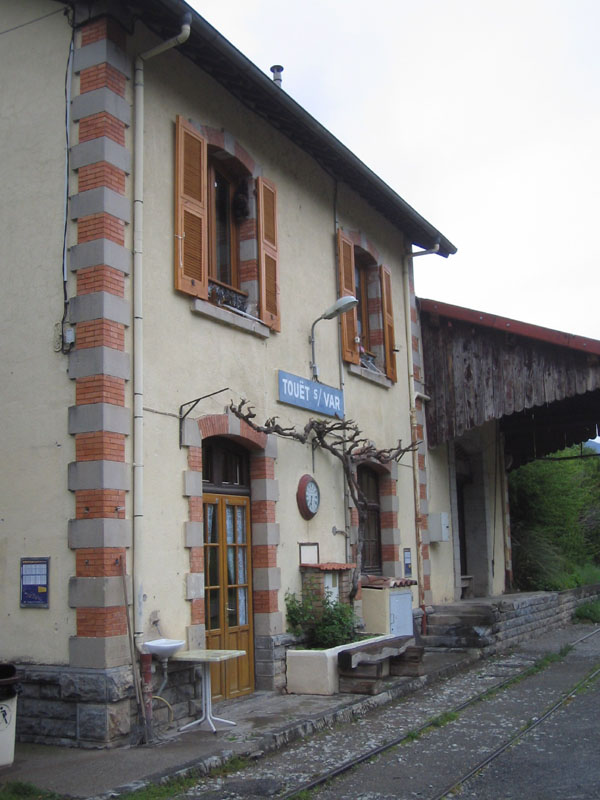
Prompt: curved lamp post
<box><xmin>309</xmin><ymin>295</ymin><xmax>358</xmax><ymax>380</ymax></box>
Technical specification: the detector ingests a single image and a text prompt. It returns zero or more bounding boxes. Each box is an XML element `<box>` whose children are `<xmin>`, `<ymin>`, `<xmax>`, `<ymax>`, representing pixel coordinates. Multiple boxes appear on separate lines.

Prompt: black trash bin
<box><xmin>0</xmin><ymin>664</ymin><xmax>20</xmax><ymax>767</ymax></box>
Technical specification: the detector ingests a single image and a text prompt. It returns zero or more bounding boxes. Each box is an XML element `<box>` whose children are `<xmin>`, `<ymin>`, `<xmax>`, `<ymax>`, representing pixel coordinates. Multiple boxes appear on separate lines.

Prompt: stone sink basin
<box><xmin>143</xmin><ymin>638</ymin><xmax>185</xmax><ymax>658</ymax></box>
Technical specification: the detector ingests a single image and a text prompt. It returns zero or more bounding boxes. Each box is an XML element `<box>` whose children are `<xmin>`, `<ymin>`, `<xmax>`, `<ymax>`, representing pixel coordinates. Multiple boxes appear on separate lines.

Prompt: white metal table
<box><xmin>172</xmin><ymin>649</ymin><xmax>246</xmax><ymax>734</ymax></box>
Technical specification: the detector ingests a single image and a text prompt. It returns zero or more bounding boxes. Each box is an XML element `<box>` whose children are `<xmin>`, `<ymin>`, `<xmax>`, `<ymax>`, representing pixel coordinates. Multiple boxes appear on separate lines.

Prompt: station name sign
<box><xmin>278</xmin><ymin>371</ymin><xmax>344</xmax><ymax>418</ymax></box>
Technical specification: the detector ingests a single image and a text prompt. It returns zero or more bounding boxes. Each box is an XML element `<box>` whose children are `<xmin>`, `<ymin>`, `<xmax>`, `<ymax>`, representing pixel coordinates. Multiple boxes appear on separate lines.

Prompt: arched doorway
<box><xmin>202</xmin><ymin>437</ymin><xmax>254</xmax><ymax>699</ymax></box>
<box><xmin>358</xmin><ymin>465</ymin><xmax>382</xmax><ymax>575</ymax></box>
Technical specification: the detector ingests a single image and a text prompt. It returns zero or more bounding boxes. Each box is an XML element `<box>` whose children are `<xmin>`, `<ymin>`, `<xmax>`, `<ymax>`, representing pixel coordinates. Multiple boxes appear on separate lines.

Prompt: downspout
<box><xmin>333</xmin><ymin>181</ymin><xmax>351</xmax><ymax>565</ymax></box>
<box><xmin>402</xmin><ymin>244</ymin><xmax>438</xmax><ymax>629</ymax></box>
<box><xmin>132</xmin><ymin>14</ymin><xmax>192</xmax><ymax>645</ymax></box>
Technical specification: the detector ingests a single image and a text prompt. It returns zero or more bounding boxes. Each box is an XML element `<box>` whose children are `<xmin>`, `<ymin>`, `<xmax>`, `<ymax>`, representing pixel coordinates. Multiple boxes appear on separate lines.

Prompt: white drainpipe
<box><xmin>132</xmin><ymin>14</ymin><xmax>191</xmax><ymax>644</ymax></box>
<box><xmin>402</xmin><ymin>244</ymin><xmax>439</xmax><ymax>614</ymax></box>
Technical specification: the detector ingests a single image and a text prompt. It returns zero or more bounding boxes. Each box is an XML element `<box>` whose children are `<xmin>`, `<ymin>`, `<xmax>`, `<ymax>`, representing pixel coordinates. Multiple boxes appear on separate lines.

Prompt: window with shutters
<box><xmin>174</xmin><ymin>116</ymin><xmax>280</xmax><ymax>332</ymax></box>
<box><xmin>337</xmin><ymin>229</ymin><xmax>397</xmax><ymax>382</ymax></box>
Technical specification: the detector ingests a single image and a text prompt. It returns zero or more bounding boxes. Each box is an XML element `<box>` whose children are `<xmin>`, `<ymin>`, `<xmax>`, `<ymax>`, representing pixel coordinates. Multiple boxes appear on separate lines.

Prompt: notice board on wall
<box><xmin>20</xmin><ymin>558</ymin><xmax>49</xmax><ymax>608</ymax></box>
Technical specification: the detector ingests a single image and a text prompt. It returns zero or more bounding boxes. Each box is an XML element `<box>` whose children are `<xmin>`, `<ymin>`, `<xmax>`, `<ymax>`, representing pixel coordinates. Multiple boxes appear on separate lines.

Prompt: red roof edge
<box><xmin>418</xmin><ymin>298</ymin><xmax>600</xmax><ymax>357</ymax></box>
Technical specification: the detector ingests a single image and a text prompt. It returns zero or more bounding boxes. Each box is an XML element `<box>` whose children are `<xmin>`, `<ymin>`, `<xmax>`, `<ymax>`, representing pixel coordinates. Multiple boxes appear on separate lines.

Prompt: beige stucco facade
<box><xmin>0</xmin><ymin>2</ymin><xmax>77</xmax><ymax>664</ymax></box>
<box><xmin>0</xmin><ymin>1</ymin><xmax>511</xmax><ymax>746</ymax></box>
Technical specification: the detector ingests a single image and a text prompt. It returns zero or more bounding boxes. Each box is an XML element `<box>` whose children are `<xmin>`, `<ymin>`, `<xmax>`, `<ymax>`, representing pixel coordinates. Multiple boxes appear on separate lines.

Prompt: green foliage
<box><xmin>285</xmin><ymin>588</ymin><xmax>320</xmax><ymax>639</ymax></box>
<box><xmin>0</xmin><ymin>784</ymin><xmax>64</xmax><ymax>800</ymax></box>
<box><xmin>209</xmin><ymin>756</ymin><xmax>250</xmax><ymax>777</ymax></box>
<box><xmin>509</xmin><ymin>445</ymin><xmax>600</xmax><ymax>590</ymax></box>
<box><xmin>572</xmin><ymin>563</ymin><xmax>600</xmax><ymax>586</ymax></box>
<box><xmin>285</xmin><ymin>587</ymin><xmax>356</xmax><ymax>648</ymax></box>
<box><xmin>314</xmin><ymin>595</ymin><xmax>356</xmax><ymax>648</ymax></box>
<box><xmin>574</xmin><ymin>600</ymin><xmax>600</xmax><ymax>623</ymax></box>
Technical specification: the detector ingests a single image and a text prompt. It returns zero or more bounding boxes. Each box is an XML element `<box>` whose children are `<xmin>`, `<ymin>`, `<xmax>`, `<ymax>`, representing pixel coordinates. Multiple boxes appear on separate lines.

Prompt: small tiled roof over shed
<box><xmin>419</xmin><ymin>299</ymin><xmax>600</xmax><ymax>468</ymax></box>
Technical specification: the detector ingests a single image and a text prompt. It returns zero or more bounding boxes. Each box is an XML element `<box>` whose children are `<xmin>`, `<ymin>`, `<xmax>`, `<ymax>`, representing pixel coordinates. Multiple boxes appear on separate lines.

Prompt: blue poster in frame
<box><xmin>20</xmin><ymin>558</ymin><xmax>49</xmax><ymax>608</ymax></box>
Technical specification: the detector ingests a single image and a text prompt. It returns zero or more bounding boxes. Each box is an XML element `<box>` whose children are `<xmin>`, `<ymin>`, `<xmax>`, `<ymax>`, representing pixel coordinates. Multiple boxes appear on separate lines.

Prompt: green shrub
<box><xmin>313</xmin><ymin>594</ymin><xmax>355</xmax><ymax>648</ymax></box>
<box><xmin>510</xmin><ymin>524</ymin><xmax>572</xmax><ymax>591</ymax></box>
<box><xmin>574</xmin><ymin>600</ymin><xmax>600</xmax><ymax>624</ymax></box>
<box><xmin>572</xmin><ymin>564</ymin><xmax>600</xmax><ymax>587</ymax></box>
<box><xmin>509</xmin><ymin>446</ymin><xmax>600</xmax><ymax>591</ymax></box>
<box><xmin>285</xmin><ymin>588</ymin><xmax>319</xmax><ymax>638</ymax></box>
<box><xmin>285</xmin><ymin>587</ymin><xmax>356</xmax><ymax>648</ymax></box>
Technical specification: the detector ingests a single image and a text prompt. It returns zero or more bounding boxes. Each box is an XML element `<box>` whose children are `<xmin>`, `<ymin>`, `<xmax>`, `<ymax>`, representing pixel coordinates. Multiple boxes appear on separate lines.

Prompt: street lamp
<box><xmin>309</xmin><ymin>295</ymin><xmax>358</xmax><ymax>380</ymax></box>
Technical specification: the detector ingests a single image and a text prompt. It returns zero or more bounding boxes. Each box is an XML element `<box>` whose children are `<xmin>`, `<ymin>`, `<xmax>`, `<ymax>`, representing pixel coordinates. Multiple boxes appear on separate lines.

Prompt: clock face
<box><xmin>297</xmin><ymin>474</ymin><xmax>320</xmax><ymax>520</ymax></box>
<box><xmin>305</xmin><ymin>481</ymin><xmax>320</xmax><ymax>513</ymax></box>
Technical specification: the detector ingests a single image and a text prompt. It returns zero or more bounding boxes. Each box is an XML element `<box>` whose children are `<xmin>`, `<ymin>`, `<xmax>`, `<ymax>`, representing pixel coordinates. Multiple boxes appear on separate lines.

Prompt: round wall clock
<box><xmin>297</xmin><ymin>474</ymin><xmax>320</xmax><ymax>520</ymax></box>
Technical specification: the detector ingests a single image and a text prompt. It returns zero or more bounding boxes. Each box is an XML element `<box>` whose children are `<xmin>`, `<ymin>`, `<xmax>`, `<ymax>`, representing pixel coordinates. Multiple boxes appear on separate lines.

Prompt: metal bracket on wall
<box><xmin>178</xmin><ymin>387</ymin><xmax>230</xmax><ymax>448</ymax></box>
<box><xmin>332</xmin><ymin>526</ymin><xmax>350</xmax><ymax>539</ymax></box>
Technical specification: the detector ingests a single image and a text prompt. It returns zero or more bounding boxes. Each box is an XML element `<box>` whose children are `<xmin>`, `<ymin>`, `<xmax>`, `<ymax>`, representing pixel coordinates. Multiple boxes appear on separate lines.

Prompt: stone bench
<box><xmin>338</xmin><ymin>635</ymin><xmax>424</xmax><ymax>694</ymax></box>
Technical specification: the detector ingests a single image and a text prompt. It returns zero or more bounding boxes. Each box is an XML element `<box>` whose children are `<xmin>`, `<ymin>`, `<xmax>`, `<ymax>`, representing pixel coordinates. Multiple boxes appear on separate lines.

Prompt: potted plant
<box><xmin>285</xmin><ymin>589</ymin><xmax>392</xmax><ymax>695</ymax></box>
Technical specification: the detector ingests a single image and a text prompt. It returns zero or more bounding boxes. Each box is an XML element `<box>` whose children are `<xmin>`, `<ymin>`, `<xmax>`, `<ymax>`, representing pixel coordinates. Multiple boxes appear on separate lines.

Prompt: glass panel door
<box><xmin>203</xmin><ymin>493</ymin><xmax>254</xmax><ymax>700</ymax></box>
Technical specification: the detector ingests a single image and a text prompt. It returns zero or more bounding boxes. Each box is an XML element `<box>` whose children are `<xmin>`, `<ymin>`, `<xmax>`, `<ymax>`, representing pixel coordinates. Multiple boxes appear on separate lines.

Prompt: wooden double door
<box><xmin>204</xmin><ymin>492</ymin><xmax>254</xmax><ymax>699</ymax></box>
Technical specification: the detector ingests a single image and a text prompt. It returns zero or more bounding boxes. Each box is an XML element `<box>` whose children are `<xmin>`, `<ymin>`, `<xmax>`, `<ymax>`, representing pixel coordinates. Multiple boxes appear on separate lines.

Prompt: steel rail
<box><xmin>279</xmin><ymin>625</ymin><xmax>600</xmax><ymax>800</ymax></box>
<box><xmin>433</xmin><ymin>660</ymin><xmax>600</xmax><ymax>799</ymax></box>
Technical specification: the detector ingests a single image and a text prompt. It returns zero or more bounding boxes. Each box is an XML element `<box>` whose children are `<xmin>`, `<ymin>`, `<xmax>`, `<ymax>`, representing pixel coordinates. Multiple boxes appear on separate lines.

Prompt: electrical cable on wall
<box><xmin>0</xmin><ymin>7</ymin><xmax>65</xmax><ymax>38</ymax></box>
<box><xmin>58</xmin><ymin>25</ymin><xmax>75</xmax><ymax>354</ymax></box>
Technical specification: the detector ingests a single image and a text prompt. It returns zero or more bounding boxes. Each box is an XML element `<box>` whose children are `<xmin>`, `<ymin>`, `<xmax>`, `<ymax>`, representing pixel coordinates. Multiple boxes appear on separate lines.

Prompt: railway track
<box><xmin>187</xmin><ymin>626</ymin><xmax>600</xmax><ymax>800</ymax></box>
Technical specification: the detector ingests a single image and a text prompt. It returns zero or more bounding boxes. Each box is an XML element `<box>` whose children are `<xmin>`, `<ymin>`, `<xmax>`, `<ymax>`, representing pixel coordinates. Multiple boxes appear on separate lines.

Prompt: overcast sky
<box><xmin>187</xmin><ymin>0</ymin><xmax>599</xmax><ymax>341</ymax></box>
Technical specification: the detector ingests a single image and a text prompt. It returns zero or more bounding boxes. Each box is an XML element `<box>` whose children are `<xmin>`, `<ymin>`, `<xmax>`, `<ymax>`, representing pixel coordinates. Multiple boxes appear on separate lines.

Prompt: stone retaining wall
<box><xmin>15</xmin><ymin>661</ymin><xmax>203</xmax><ymax>748</ymax></box>
<box><xmin>16</xmin><ymin>664</ymin><xmax>134</xmax><ymax>748</ymax></box>
<box><xmin>14</xmin><ymin>633</ymin><xmax>291</xmax><ymax>748</ymax></box>
<box><xmin>485</xmin><ymin>584</ymin><xmax>600</xmax><ymax>654</ymax></box>
<box><xmin>255</xmin><ymin>632</ymin><xmax>296</xmax><ymax>692</ymax></box>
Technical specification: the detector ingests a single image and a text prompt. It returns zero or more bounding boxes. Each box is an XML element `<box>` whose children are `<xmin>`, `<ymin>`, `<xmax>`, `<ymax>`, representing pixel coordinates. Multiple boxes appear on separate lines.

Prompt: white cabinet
<box><xmin>361</xmin><ymin>587</ymin><xmax>414</xmax><ymax>637</ymax></box>
<box><xmin>429</xmin><ymin>511</ymin><xmax>450</xmax><ymax>542</ymax></box>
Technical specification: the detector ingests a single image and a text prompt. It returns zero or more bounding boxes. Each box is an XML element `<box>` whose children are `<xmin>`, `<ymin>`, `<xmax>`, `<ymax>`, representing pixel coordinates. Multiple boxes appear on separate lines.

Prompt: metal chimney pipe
<box><xmin>270</xmin><ymin>64</ymin><xmax>284</xmax><ymax>87</ymax></box>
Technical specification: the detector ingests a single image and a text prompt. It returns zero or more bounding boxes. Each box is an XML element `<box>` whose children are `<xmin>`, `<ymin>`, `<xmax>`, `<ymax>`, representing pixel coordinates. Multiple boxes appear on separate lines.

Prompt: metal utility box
<box><xmin>429</xmin><ymin>511</ymin><xmax>450</xmax><ymax>542</ymax></box>
<box><xmin>361</xmin><ymin>587</ymin><xmax>414</xmax><ymax>637</ymax></box>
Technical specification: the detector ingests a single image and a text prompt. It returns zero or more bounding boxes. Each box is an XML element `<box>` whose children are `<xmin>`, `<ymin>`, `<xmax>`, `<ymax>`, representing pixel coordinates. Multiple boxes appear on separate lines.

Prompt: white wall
<box><xmin>0</xmin><ymin>3</ymin><xmax>76</xmax><ymax>663</ymax></box>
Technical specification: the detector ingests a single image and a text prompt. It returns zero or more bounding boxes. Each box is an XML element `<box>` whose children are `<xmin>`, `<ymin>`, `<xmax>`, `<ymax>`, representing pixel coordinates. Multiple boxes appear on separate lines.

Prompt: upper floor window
<box><xmin>174</xmin><ymin>115</ymin><xmax>280</xmax><ymax>331</ymax></box>
<box><xmin>337</xmin><ymin>229</ymin><xmax>397</xmax><ymax>381</ymax></box>
<box><xmin>354</xmin><ymin>246</ymin><xmax>378</xmax><ymax>360</ymax></box>
<box><xmin>210</xmin><ymin>158</ymin><xmax>239</xmax><ymax>288</ymax></box>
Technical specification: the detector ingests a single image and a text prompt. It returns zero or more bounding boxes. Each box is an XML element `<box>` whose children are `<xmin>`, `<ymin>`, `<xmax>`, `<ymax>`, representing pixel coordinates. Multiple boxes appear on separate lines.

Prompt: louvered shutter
<box><xmin>337</xmin><ymin>229</ymin><xmax>359</xmax><ymax>364</ymax></box>
<box><xmin>380</xmin><ymin>264</ymin><xmax>397</xmax><ymax>382</ymax></box>
<box><xmin>174</xmin><ymin>116</ymin><xmax>208</xmax><ymax>299</ymax></box>
<box><xmin>257</xmin><ymin>177</ymin><xmax>280</xmax><ymax>331</ymax></box>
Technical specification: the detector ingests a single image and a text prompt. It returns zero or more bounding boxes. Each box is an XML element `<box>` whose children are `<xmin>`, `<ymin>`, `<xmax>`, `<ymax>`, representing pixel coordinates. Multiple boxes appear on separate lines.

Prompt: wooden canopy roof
<box><xmin>419</xmin><ymin>300</ymin><xmax>600</xmax><ymax>468</ymax></box>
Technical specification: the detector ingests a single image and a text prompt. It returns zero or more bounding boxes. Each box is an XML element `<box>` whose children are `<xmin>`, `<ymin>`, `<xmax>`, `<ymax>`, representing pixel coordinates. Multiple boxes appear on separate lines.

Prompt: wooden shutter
<box><xmin>337</xmin><ymin>229</ymin><xmax>359</xmax><ymax>365</ymax></box>
<box><xmin>174</xmin><ymin>116</ymin><xmax>208</xmax><ymax>299</ymax></box>
<box><xmin>380</xmin><ymin>264</ymin><xmax>397</xmax><ymax>382</ymax></box>
<box><xmin>257</xmin><ymin>177</ymin><xmax>280</xmax><ymax>331</ymax></box>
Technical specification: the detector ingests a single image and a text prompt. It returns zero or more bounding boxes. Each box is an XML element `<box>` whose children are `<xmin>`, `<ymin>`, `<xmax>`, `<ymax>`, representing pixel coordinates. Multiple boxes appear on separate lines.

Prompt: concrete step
<box><xmin>424</xmin><ymin>602</ymin><xmax>501</xmax><ymax>649</ymax></box>
<box><xmin>427</xmin><ymin>613</ymin><xmax>495</xmax><ymax>627</ymax></box>
<box><xmin>426</xmin><ymin>623</ymin><xmax>494</xmax><ymax>638</ymax></box>
<box><xmin>421</xmin><ymin>631</ymin><xmax>495</xmax><ymax>648</ymax></box>
<box><xmin>431</xmin><ymin>604</ymin><xmax>497</xmax><ymax>620</ymax></box>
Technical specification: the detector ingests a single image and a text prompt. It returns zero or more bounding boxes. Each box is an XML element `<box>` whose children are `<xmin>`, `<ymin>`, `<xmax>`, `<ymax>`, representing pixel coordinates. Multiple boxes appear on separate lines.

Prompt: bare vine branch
<box><xmin>229</xmin><ymin>399</ymin><xmax>417</xmax><ymax>601</ymax></box>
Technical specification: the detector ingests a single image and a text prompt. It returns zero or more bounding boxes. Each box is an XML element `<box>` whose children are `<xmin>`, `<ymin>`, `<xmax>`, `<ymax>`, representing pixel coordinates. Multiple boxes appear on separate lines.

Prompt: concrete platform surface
<box><xmin>0</xmin><ymin>623</ymin><xmax>593</xmax><ymax>800</ymax></box>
